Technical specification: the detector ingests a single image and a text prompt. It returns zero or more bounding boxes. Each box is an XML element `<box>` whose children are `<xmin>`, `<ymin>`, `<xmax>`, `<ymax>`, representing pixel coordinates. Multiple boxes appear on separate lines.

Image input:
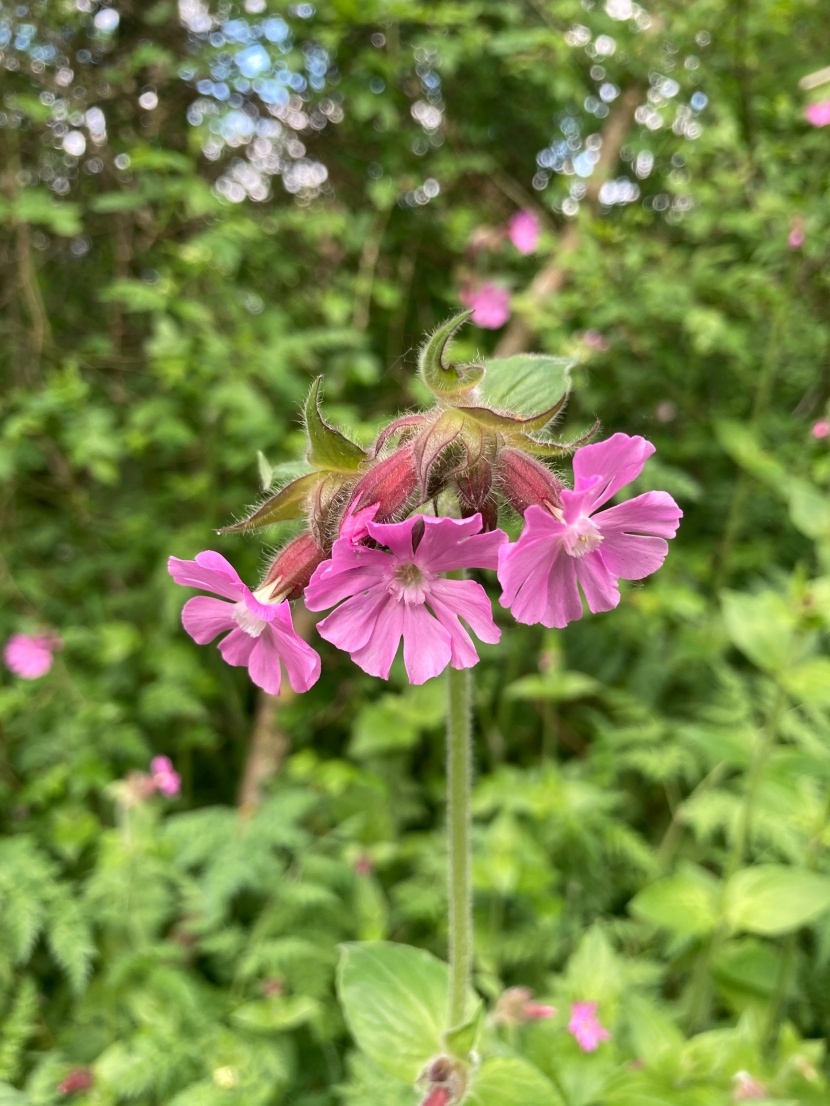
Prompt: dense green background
<box><xmin>2</xmin><ymin>0</ymin><xmax>830</xmax><ymax>1102</ymax></box>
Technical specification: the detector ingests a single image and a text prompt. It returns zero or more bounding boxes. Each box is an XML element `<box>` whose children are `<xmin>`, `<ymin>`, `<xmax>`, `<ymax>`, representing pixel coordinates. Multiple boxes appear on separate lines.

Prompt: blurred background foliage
<box><xmin>1</xmin><ymin>0</ymin><xmax>830</xmax><ymax>1103</ymax></box>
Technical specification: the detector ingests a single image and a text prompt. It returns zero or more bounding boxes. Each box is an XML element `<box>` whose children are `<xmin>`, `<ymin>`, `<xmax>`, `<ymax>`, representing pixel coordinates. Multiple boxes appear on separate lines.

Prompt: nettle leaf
<box><xmin>467</xmin><ymin>1058</ymin><xmax>562</xmax><ymax>1106</ymax></box>
<box><xmin>477</xmin><ymin>354</ymin><xmax>574</xmax><ymax>425</ymax></box>
<box><xmin>418</xmin><ymin>311</ymin><xmax>484</xmax><ymax>398</ymax></box>
<box><xmin>336</xmin><ymin>941</ymin><xmax>449</xmax><ymax>1083</ymax></box>
<box><xmin>305</xmin><ymin>377</ymin><xmax>366</xmax><ymax>472</ymax></box>
<box><xmin>724</xmin><ymin>865</ymin><xmax>830</xmax><ymax>936</ymax></box>
<box><xmin>629</xmin><ymin>864</ymin><xmax>720</xmax><ymax>936</ymax></box>
<box><xmin>218</xmin><ymin>472</ymin><xmax>322</xmax><ymax>532</ymax></box>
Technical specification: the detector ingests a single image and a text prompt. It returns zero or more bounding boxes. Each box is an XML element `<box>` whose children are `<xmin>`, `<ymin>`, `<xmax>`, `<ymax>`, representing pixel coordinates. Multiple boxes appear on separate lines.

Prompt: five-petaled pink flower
<box><xmin>567</xmin><ymin>1002</ymin><xmax>610</xmax><ymax>1052</ymax></box>
<box><xmin>4</xmin><ymin>632</ymin><xmax>61</xmax><ymax>679</ymax></box>
<box><xmin>151</xmin><ymin>755</ymin><xmax>181</xmax><ymax>796</ymax></box>
<box><xmin>806</xmin><ymin>100</ymin><xmax>830</xmax><ymax>127</ymax></box>
<box><xmin>508</xmin><ymin>211</ymin><xmax>541</xmax><ymax>254</ymax></box>
<box><xmin>168</xmin><ymin>551</ymin><xmax>320</xmax><ymax>696</ymax></box>
<box><xmin>460</xmin><ymin>283</ymin><xmax>511</xmax><ymax>329</ymax></box>
<box><xmin>304</xmin><ymin>514</ymin><xmax>507</xmax><ymax>684</ymax></box>
<box><xmin>498</xmin><ymin>434</ymin><xmax>682</xmax><ymax>628</ymax></box>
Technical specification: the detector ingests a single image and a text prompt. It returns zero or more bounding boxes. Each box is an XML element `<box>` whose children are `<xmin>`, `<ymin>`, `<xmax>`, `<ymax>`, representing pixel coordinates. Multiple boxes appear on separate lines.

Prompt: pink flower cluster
<box><xmin>458</xmin><ymin>209</ymin><xmax>541</xmax><ymax>330</ymax></box>
<box><xmin>170</xmin><ymin>434</ymin><xmax>681</xmax><ymax>694</ymax></box>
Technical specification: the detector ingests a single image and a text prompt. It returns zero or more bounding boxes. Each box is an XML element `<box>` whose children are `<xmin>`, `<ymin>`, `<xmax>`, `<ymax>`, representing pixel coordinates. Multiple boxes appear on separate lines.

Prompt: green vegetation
<box><xmin>1</xmin><ymin>1</ymin><xmax>830</xmax><ymax>1103</ymax></box>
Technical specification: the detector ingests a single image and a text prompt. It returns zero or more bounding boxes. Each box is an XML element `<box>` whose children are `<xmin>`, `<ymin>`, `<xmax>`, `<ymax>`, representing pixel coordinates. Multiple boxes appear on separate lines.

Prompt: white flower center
<box><xmin>388</xmin><ymin>562</ymin><xmax>430</xmax><ymax>604</ymax></box>
<box><xmin>232</xmin><ymin>601</ymin><xmax>268</xmax><ymax>637</ymax></box>
<box><xmin>562</xmin><ymin>515</ymin><xmax>603</xmax><ymax>558</ymax></box>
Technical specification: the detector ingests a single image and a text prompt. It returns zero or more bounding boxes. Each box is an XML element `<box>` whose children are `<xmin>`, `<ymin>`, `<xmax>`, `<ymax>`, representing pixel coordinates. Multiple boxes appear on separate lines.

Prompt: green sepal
<box><xmin>520</xmin><ymin>420</ymin><xmax>600</xmax><ymax>458</ymax></box>
<box><xmin>412</xmin><ymin>409</ymin><xmax>466</xmax><ymax>494</ymax></box>
<box><xmin>459</xmin><ymin>391</ymin><xmax>568</xmax><ymax>435</ymax></box>
<box><xmin>442</xmin><ymin>998</ymin><xmax>484</xmax><ymax>1061</ymax></box>
<box><xmin>218</xmin><ymin>472</ymin><xmax>322</xmax><ymax>532</ymax></box>
<box><xmin>305</xmin><ymin>377</ymin><xmax>367</xmax><ymax>472</ymax></box>
<box><xmin>477</xmin><ymin>354</ymin><xmax>574</xmax><ymax>423</ymax></box>
<box><xmin>418</xmin><ymin>311</ymin><xmax>485</xmax><ymax>398</ymax></box>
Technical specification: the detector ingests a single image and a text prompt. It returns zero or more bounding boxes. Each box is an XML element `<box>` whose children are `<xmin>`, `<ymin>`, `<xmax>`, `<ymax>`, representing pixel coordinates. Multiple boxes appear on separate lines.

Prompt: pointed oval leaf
<box><xmin>477</xmin><ymin>354</ymin><xmax>574</xmax><ymax>424</ymax></box>
<box><xmin>337</xmin><ymin>941</ymin><xmax>450</xmax><ymax>1083</ymax></box>
<box><xmin>467</xmin><ymin>1058</ymin><xmax>562</xmax><ymax>1106</ymax></box>
<box><xmin>418</xmin><ymin>311</ymin><xmax>485</xmax><ymax>397</ymax></box>
<box><xmin>218</xmin><ymin>472</ymin><xmax>322</xmax><ymax>532</ymax></box>
<box><xmin>725</xmin><ymin>866</ymin><xmax>830</xmax><ymax>936</ymax></box>
<box><xmin>305</xmin><ymin>377</ymin><xmax>367</xmax><ymax>472</ymax></box>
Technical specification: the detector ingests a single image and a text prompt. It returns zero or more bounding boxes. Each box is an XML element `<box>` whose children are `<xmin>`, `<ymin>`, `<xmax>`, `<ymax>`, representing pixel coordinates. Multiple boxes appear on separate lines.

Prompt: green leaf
<box><xmin>724</xmin><ymin>865</ymin><xmax>830</xmax><ymax>936</ymax></box>
<box><xmin>721</xmin><ymin>590</ymin><xmax>797</xmax><ymax>672</ymax></box>
<box><xmin>218</xmin><ymin>472</ymin><xmax>322</xmax><ymax>532</ymax></box>
<box><xmin>304</xmin><ymin>377</ymin><xmax>367</xmax><ymax>472</ymax></box>
<box><xmin>788</xmin><ymin>478</ymin><xmax>830</xmax><ymax>542</ymax></box>
<box><xmin>629</xmin><ymin>865</ymin><xmax>720</xmax><ymax>936</ymax></box>
<box><xmin>0</xmin><ymin>1086</ymin><xmax>29</xmax><ymax>1105</ymax></box>
<box><xmin>256</xmin><ymin>450</ymin><xmax>274</xmax><ymax>492</ymax></box>
<box><xmin>781</xmin><ymin>658</ymin><xmax>830</xmax><ymax>706</ymax></box>
<box><xmin>466</xmin><ymin>1058</ymin><xmax>562</xmax><ymax>1106</ymax></box>
<box><xmin>505</xmin><ymin>670</ymin><xmax>600</xmax><ymax>702</ymax></box>
<box><xmin>230</xmin><ymin>995</ymin><xmax>319</xmax><ymax>1033</ymax></box>
<box><xmin>418</xmin><ymin>311</ymin><xmax>484</xmax><ymax>397</ymax></box>
<box><xmin>442</xmin><ymin>999</ymin><xmax>483</xmax><ymax>1060</ymax></box>
<box><xmin>477</xmin><ymin>354</ymin><xmax>573</xmax><ymax>423</ymax></box>
<box><xmin>336</xmin><ymin>941</ymin><xmax>449</xmax><ymax>1082</ymax></box>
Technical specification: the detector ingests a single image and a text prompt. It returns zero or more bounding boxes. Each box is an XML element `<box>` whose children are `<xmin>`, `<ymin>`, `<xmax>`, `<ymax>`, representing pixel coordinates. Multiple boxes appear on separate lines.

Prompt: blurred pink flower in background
<box><xmin>805</xmin><ymin>100</ymin><xmax>830</xmax><ymax>127</ymax></box>
<box><xmin>507</xmin><ymin>210</ymin><xmax>541</xmax><ymax>254</ymax></box>
<box><xmin>567</xmin><ymin>1002</ymin><xmax>611</xmax><ymax>1051</ymax></box>
<box><xmin>655</xmin><ymin>401</ymin><xmax>678</xmax><ymax>423</ymax></box>
<box><xmin>732</xmin><ymin>1071</ymin><xmax>767</xmax><ymax>1101</ymax></box>
<box><xmin>151</xmin><ymin>755</ymin><xmax>181</xmax><ymax>796</ymax></box>
<box><xmin>788</xmin><ymin>226</ymin><xmax>805</xmax><ymax>249</ymax></box>
<box><xmin>811</xmin><ymin>419</ymin><xmax>830</xmax><ymax>440</ymax></box>
<box><xmin>582</xmin><ymin>329</ymin><xmax>610</xmax><ymax>352</ymax></box>
<box><xmin>3</xmin><ymin>632</ymin><xmax>61</xmax><ymax>679</ymax></box>
<box><xmin>460</xmin><ymin>282</ymin><xmax>511</xmax><ymax>329</ymax></box>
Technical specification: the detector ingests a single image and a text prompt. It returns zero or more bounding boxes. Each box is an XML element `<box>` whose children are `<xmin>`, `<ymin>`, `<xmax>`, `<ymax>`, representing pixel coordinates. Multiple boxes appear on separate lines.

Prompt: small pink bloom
<box><xmin>168</xmin><ymin>551</ymin><xmax>321</xmax><ymax>696</ymax></box>
<box><xmin>304</xmin><ymin>514</ymin><xmax>507</xmax><ymax>685</ymax></box>
<box><xmin>420</xmin><ymin>1090</ymin><xmax>452</xmax><ymax>1106</ymax></box>
<box><xmin>732</xmin><ymin>1071</ymin><xmax>767</xmax><ymax>1101</ymax></box>
<box><xmin>805</xmin><ymin>100</ymin><xmax>830</xmax><ymax>127</ymax></box>
<box><xmin>498</xmin><ymin>434</ymin><xmax>682</xmax><ymax>628</ymax></box>
<box><xmin>460</xmin><ymin>283</ymin><xmax>511</xmax><ymax>329</ymax></box>
<box><xmin>508</xmin><ymin>211</ymin><xmax>541</xmax><ymax>254</ymax></box>
<box><xmin>58</xmin><ymin>1068</ymin><xmax>93</xmax><ymax>1095</ymax></box>
<box><xmin>150</xmin><ymin>755</ymin><xmax>181</xmax><ymax>796</ymax></box>
<box><xmin>788</xmin><ymin>228</ymin><xmax>805</xmax><ymax>249</ymax></box>
<box><xmin>4</xmin><ymin>632</ymin><xmax>60</xmax><ymax>679</ymax></box>
<box><xmin>524</xmin><ymin>1001</ymin><xmax>557</xmax><ymax>1020</ymax></box>
<box><xmin>582</xmin><ymin>329</ymin><xmax>609</xmax><ymax>352</ymax></box>
<box><xmin>567</xmin><ymin>1002</ymin><xmax>610</xmax><ymax>1052</ymax></box>
<box><xmin>811</xmin><ymin>419</ymin><xmax>830</xmax><ymax>439</ymax></box>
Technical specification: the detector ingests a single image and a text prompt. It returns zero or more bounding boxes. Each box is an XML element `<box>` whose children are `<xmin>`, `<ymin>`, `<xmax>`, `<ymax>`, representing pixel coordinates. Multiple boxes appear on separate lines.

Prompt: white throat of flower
<box><xmin>388</xmin><ymin>562</ymin><xmax>430</xmax><ymax>605</ymax></box>
<box><xmin>232</xmin><ymin>585</ymin><xmax>284</xmax><ymax>638</ymax></box>
<box><xmin>561</xmin><ymin>514</ymin><xmax>603</xmax><ymax>558</ymax></box>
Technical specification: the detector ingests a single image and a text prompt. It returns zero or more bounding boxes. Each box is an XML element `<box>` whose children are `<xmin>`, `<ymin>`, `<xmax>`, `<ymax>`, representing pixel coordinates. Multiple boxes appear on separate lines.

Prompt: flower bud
<box><xmin>259</xmin><ymin>531</ymin><xmax>328</xmax><ymax>602</ymax></box>
<box><xmin>417</xmin><ymin>1056</ymin><xmax>468</xmax><ymax>1106</ymax></box>
<box><xmin>339</xmin><ymin>446</ymin><xmax>419</xmax><ymax>544</ymax></box>
<box><xmin>58</xmin><ymin>1069</ymin><xmax>93</xmax><ymax>1096</ymax></box>
<box><xmin>492</xmin><ymin>986</ymin><xmax>557</xmax><ymax>1026</ymax></box>
<box><xmin>455</xmin><ymin>458</ymin><xmax>498</xmax><ymax>532</ymax></box>
<box><xmin>497</xmin><ymin>448</ymin><xmax>563</xmax><ymax>515</ymax></box>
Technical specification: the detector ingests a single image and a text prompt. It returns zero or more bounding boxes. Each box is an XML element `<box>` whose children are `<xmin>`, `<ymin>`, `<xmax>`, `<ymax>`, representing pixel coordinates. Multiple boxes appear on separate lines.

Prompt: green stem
<box><xmin>447</xmin><ymin>663</ymin><xmax>472</xmax><ymax>1029</ymax></box>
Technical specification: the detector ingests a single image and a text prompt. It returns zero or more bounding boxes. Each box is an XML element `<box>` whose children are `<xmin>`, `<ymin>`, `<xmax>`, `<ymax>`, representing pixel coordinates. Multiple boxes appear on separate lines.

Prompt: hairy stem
<box><xmin>447</xmin><ymin>663</ymin><xmax>472</xmax><ymax>1029</ymax></box>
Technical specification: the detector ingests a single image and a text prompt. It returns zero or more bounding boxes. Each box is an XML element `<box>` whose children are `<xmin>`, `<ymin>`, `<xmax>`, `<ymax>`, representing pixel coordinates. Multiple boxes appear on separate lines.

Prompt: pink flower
<box><xmin>805</xmin><ymin>100</ymin><xmax>830</xmax><ymax>127</ymax></box>
<box><xmin>788</xmin><ymin>227</ymin><xmax>805</xmax><ymax>249</ymax></box>
<box><xmin>732</xmin><ymin>1071</ymin><xmax>767</xmax><ymax>1101</ymax></box>
<box><xmin>168</xmin><ymin>551</ymin><xmax>321</xmax><ymax>696</ymax></box>
<box><xmin>582</xmin><ymin>329</ymin><xmax>609</xmax><ymax>352</ymax></box>
<box><xmin>460</xmin><ymin>283</ymin><xmax>511</xmax><ymax>329</ymax></box>
<box><xmin>567</xmin><ymin>1002</ymin><xmax>610</xmax><ymax>1052</ymax></box>
<box><xmin>58</xmin><ymin>1068</ymin><xmax>93</xmax><ymax>1096</ymax></box>
<box><xmin>150</xmin><ymin>755</ymin><xmax>181</xmax><ymax>796</ymax></box>
<box><xmin>508</xmin><ymin>211</ymin><xmax>541</xmax><ymax>254</ymax></box>
<box><xmin>811</xmin><ymin>419</ymin><xmax>830</xmax><ymax>439</ymax></box>
<box><xmin>304</xmin><ymin>514</ymin><xmax>507</xmax><ymax>684</ymax></box>
<box><xmin>498</xmin><ymin>434</ymin><xmax>682</xmax><ymax>628</ymax></box>
<box><xmin>4</xmin><ymin>632</ymin><xmax>60</xmax><ymax>679</ymax></box>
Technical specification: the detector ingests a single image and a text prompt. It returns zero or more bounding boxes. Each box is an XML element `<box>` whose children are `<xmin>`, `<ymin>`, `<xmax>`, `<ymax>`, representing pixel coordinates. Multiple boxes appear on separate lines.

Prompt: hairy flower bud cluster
<box><xmin>169</xmin><ymin>312</ymin><xmax>682</xmax><ymax>696</ymax></box>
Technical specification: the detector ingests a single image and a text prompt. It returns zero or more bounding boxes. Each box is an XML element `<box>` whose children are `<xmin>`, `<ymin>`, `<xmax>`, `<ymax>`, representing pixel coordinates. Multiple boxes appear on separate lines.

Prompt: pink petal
<box><xmin>304</xmin><ymin>543</ymin><xmax>389</xmax><ymax>610</ymax></box>
<box><xmin>217</xmin><ymin>626</ymin><xmax>256</xmax><ymax>667</ymax></box>
<box><xmin>267</xmin><ymin>618</ymin><xmax>322</xmax><ymax>693</ymax></box>
<box><xmin>168</xmin><ymin>551</ymin><xmax>245</xmax><ymax>602</ymax></box>
<box><xmin>499</xmin><ymin>533</ymin><xmax>583</xmax><ymax>628</ymax></box>
<box><xmin>429</xmin><ymin>578</ymin><xmax>501</xmax><ymax>645</ymax></box>
<box><xmin>181</xmin><ymin>596</ymin><xmax>236</xmax><ymax>644</ymax></box>
<box><xmin>151</xmin><ymin>756</ymin><xmax>174</xmax><ymax>775</ymax></box>
<box><xmin>313</xmin><ymin>585</ymin><xmax>390</xmax><ymax>654</ymax></box>
<box><xmin>4</xmin><ymin>634</ymin><xmax>54</xmax><ymax>679</ymax></box>
<box><xmin>401</xmin><ymin>604</ymin><xmax>453</xmax><ymax>684</ymax></box>
<box><xmin>595</xmin><ymin>491</ymin><xmax>682</xmax><ymax>579</ymax></box>
<box><xmin>508</xmin><ymin>211</ymin><xmax>540</xmax><ymax>254</ymax></box>
<box><xmin>572</xmin><ymin>434</ymin><xmax>656</xmax><ymax>513</ymax></box>
<box><xmin>414</xmin><ymin>515</ymin><xmax>508</xmax><ymax>573</ymax></box>
<box><xmin>575</xmin><ymin>551</ymin><xmax>621</xmax><ymax>614</ymax></box>
<box><xmin>247</xmin><ymin>630</ymin><xmax>284</xmax><ymax>695</ymax></box>
<box><xmin>344</xmin><ymin>599</ymin><xmax>405</xmax><ymax>680</ymax></box>
<box><xmin>364</xmin><ymin>516</ymin><xmax>420</xmax><ymax>560</ymax></box>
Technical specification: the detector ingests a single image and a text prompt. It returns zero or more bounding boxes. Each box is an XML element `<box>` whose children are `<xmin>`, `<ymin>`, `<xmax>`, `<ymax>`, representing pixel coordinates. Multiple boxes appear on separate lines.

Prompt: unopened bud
<box><xmin>493</xmin><ymin>986</ymin><xmax>557</xmax><ymax>1027</ymax></box>
<box><xmin>339</xmin><ymin>447</ymin><xmax>419</xmax><ymax>543</ymax></box>
<box><xmin>498</xmin><ymin>448</ymin><xmax>563</xmax><ymax>515</ymax></box>
<box><xmin>456</xmin><ymin>458</ymin><xmax>498</xmax><ymax>531</ymax></box>
<box><xmin>259</xmin><ymin>531</ymin><xmax>328</xmax><ymax>602</ymax></box>
<box><xmin>58</xmin><ymin>1069</ymin><xmax>93</xmax><ymax>1096</ymax></box>
<box><xmin>417</xmin><ymin>1055</ymin><xmax>468</xmax><ymax>1106</ymax></box>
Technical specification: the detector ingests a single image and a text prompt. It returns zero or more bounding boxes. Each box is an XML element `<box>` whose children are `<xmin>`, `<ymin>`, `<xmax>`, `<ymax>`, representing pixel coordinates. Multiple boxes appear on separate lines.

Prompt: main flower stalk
<box><xmin>447</xmin><ymin>657</ymin><xmax>472</xmax><ymax>1029</ymax></box>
